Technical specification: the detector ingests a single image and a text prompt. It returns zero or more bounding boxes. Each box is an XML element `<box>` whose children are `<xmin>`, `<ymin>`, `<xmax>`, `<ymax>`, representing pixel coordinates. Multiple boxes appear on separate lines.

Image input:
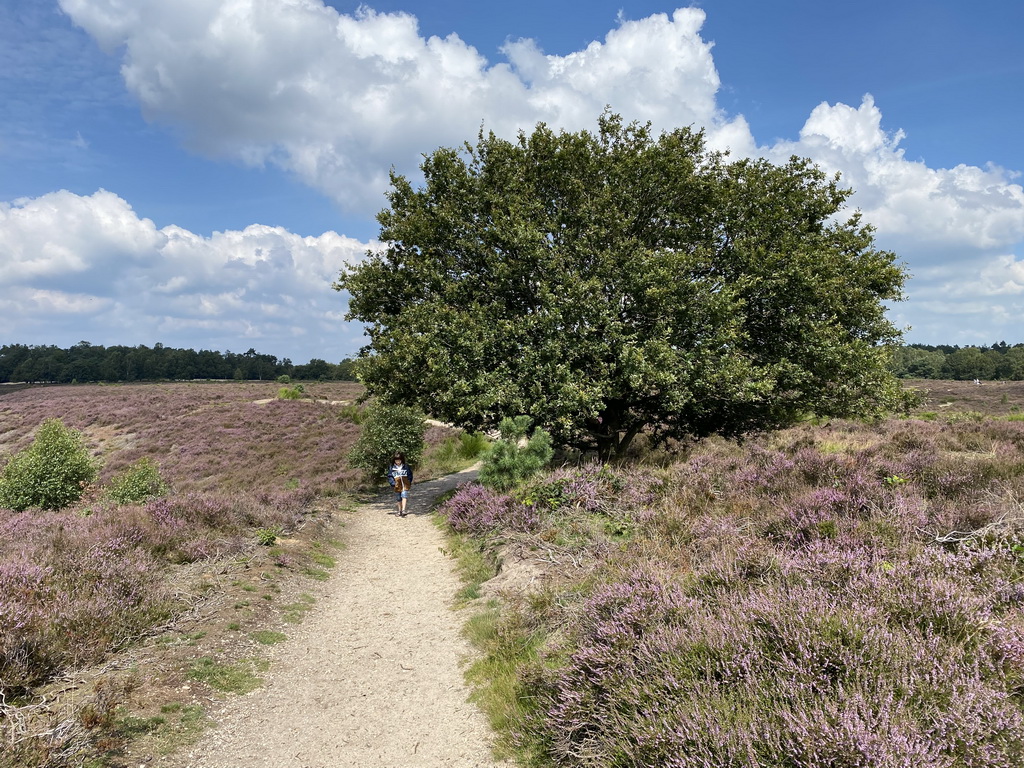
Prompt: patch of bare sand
<box><xmin>181</xmin><ymin>466</ymin><xmax>506</xmax><ymax>768</ymax></box>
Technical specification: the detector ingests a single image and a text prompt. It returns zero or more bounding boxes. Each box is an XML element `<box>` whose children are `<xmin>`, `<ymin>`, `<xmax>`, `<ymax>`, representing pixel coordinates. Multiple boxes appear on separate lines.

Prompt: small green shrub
<box><xmin>348</xmin><ymin>400</ymin><xmax>426</xmax><ymax>481</ymax></box>
<box><xmin>882</xmin><ymin>474</ymin><xmax>909</xmax><ymax>488</ymax></box>
<box><xmin>276</xmin><ymin>375</ymin><xmax>291</xmax><ymax>384</ymax></box>
<box><xmin>277</xmin><ymin>385</ymin><xmax>304</xmax><ymax>400</ymax></box>
<box><xmin>478</xmin><ymin>418</ymin><xmax>554</xmax><ymax>491</ymax></box>
<box><xmin>255</xmin><ymin>526</ymin><xmax>283</xmax><ymax>546</ymax></box>
<box><xmin>107</xmin><ymin>457</ymin><xmax>168</xmax><ymax>504</ymax></box>
<box><xmin>0</xmin><ymin>417</ymin><xmax>97</xmax><ymax>511</ymax></box>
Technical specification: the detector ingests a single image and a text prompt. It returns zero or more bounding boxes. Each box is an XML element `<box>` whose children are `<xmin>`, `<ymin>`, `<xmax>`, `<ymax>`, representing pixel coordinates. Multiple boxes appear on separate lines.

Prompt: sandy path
<box><xmin>183</xmin><ymin>466</ymin><xmax>505</xmax><ymax>768</ymax></box>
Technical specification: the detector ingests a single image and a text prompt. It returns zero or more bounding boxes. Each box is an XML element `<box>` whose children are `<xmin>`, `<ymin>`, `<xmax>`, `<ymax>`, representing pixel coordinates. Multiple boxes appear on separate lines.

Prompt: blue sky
<box><xmin>2</xmin><ymin>0</ymin><xmax>1023</xmax><ymax>364</ymax></box>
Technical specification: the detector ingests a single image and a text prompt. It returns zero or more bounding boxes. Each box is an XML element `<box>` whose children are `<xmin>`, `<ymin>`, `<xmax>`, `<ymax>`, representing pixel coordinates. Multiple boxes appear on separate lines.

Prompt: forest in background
<box><xmin>0</xmin><ymin>342</ymin><xmax>356</xmax><ymax>384</ymax></box>
<box><xmin>893</xmin><ymin>343</ymin><xmax>1024</xmax><ymax>380</ymax></box>
<box><xmin>3</xmin><ymin>341</ymin><xmax>1023</xmax><ymax>386</ymax></box>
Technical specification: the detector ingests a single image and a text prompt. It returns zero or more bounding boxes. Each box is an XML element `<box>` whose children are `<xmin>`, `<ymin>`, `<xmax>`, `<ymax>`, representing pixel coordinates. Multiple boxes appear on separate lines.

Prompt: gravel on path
<box><xmin>183</xmin><ymin>466</ymin><xmax>506</xmax><ymax>768</ymax></box>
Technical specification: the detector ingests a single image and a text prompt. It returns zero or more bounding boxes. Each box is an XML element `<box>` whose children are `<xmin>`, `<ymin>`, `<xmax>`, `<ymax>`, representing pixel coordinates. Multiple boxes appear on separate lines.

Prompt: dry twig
<box><xmin>921</xmin><ymin>514</ymin><xmax>1024</xmax><ymax>545</ymax></box>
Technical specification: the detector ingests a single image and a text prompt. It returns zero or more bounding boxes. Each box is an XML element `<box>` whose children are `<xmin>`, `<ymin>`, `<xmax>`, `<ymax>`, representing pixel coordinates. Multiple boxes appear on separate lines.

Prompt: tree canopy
<box><xmin>336</xmin><ymin>113</ymin><xmax>908</xmax><ymax>458</ymax></box>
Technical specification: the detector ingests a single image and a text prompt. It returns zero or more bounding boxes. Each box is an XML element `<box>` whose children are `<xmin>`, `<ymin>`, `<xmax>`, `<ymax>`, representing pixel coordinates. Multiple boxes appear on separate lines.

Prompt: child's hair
<box><xmin>392</xmin><ymin>452</ymin><xmax>406</xmax><ymax>464</ymax></box>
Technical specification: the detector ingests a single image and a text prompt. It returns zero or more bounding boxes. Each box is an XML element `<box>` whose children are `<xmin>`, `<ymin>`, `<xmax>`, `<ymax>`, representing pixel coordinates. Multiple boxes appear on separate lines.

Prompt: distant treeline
<box><xmin>0</xmin><ymin>342</ymin><xmax>357</xmax><ymax>384</ymax></box>
<box><xmin>5</xmin><ymin>341</ymin><xmax>1022</xmax><ymax>385</ymax></box>
<box><xmin>892</xmin><ymin>342</ymin><xmax>1024</xmax><ymax>380</ymax></box>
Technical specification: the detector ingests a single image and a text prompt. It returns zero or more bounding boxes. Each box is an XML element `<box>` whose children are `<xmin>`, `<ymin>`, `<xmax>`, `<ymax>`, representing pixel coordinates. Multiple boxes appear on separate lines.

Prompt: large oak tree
<box><xmin>336</xmin><ymin>114</ymin><xmax>908</xmax><ymax>458</ymax></box>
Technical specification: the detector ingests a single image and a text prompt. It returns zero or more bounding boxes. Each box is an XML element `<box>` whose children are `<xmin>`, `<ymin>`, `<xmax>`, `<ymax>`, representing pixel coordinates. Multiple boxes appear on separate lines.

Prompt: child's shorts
<box><xmin>395</xmin><ymin>490</ymin><xmax>409</xmax><ymax>499</ymax></box>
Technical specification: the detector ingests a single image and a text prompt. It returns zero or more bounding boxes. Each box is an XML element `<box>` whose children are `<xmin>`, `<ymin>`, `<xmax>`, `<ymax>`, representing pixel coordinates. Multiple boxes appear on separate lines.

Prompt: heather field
<box><xmin>0</xmin><ymin>380</ymin><xmax>462</xmax><ymax>766</ymax></box>
<box><xmin>6</xmin><ymin>379</ymin><xmax>1024</xmax><ymax>767</ymax></box>
<box><xmin>0</xmin><ymin>380</ymin><xmax>367</xmax><ymax>494</ymax></box>
<box><xmin>439</xmin><ymin>381</ymin><xmax>1024</xmax><ymax>767</ymax></box>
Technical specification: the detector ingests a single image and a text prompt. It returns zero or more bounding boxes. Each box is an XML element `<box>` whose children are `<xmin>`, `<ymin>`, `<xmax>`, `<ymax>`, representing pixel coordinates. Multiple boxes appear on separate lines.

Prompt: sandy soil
<box><xmin>181</xmin><ymin>466</ymin><xmax>506</xmax><ymax>768</ymax></box>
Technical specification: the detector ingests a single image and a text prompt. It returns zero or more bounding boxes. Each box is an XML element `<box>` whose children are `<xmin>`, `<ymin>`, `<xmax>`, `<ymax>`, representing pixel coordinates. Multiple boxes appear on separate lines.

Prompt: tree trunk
<box><xmin>595</xmin><ymin>423</ymin><xmax>642</xmax><ymax>462</ymax></box>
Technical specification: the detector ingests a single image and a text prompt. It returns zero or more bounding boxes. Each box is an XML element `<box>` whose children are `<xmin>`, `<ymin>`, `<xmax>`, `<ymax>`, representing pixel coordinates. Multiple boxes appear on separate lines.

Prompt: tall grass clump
<box><xmin>453</xmin><ymin>416</ymin><xmax>1024</xmax><ymax>767</ymax></box>
<box><xmin>421</xmin><ymin>431</ymin><xmax>491</xmax><ymax>476</ymax></box>
<box><xmin>277</xmin><ymin>384</ymin><xmax>304</xmax><ymax>400</ymax></box>
<box><xmin>459</xmin><ymin>431</ymin><xmax>490</xmax><ymax>458</ymax></box>
<box><xmin>0</xmin><ymin>417</ymin><xmax>97</xmax><ymax>511</ymax></box>
<box><xmin>337</xmin><ymin>403</ymin><xmax>365</xmax><ymax>424</ymax></box>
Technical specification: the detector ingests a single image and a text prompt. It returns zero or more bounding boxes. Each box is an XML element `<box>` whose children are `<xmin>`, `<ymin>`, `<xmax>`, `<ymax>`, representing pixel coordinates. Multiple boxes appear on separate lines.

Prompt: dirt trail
<box><xmin>183</xmin><ymin>466</ymin><xmax>505</xmax><ymax>768</ymax></box>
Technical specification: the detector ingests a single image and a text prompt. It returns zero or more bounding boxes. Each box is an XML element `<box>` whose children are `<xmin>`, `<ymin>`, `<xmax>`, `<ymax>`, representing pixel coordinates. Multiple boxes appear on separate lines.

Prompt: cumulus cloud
<box><xmin>57</xmin><ymin>2</ymin><xmax>1020</xmax><ymax>252</ymax></box>
<box><xmin>881</xmin><ymin>251</ymin><xmax>1024</xmax><ymax>345</ymax></box>
<box><xmin>977</xmin><ymin>256</ymin><xmax>1024</xmax><ymax>296</ymax></box>
<box><xmin>58</xmin><ymin>1</ymin><xmax>746</xmax><ymax>211</ymax></box>
<box><xmin>0</xmin><ymin>189</ymin><xmax>164</xmax><ymax>288</ymax></box>
<box><xmin>1</xmin><ymin>190</ymin><xmax>373</xmax><ymax>361</ymax></box>
<box><xmin>768</xmin><ymin>96</ymin><xmax>1024</xmax><ymax>256</ymax></box>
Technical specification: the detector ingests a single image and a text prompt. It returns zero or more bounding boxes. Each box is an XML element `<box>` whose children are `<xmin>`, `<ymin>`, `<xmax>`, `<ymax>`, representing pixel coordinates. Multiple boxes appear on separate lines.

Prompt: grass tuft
<box><xmin>251</xmin><ymin>630</ymin><xmax>287</xmax><ymax>645</ymax></box>
<box><xmin>281</xmin><ymin>594</ymin><xmax>316</xmax><ymax>624</ymax></box>
<box><xmin>186</xmin><ymin>657</ymin><xmax>264</xmax><ymax>694</ymax></box>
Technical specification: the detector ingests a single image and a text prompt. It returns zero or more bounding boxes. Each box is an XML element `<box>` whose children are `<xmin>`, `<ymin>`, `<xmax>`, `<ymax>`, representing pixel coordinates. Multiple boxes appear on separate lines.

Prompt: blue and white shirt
<box><xmin>388</xmin><ymin>463</ymin><xmax>413</xmax><ymax>489</ymax></box>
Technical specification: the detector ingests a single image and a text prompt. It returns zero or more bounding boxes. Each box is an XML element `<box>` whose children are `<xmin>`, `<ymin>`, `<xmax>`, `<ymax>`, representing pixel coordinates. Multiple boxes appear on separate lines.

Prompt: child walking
<box><xmin>387</xmin><ymin>452</ymin><xmax>413</xmax><ymax>517</ymax></box>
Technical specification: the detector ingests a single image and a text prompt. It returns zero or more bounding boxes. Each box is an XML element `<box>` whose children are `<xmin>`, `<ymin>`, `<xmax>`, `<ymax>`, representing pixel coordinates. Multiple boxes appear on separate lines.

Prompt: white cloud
<box><xmin>883</xmin><ymin>252</ymin><xmax>1024</xmax><ymax>345</ymax></box>
<box><xmin>58</xmin><ymin>1</ymin><xmax>744</xmax><ymax>211</ymax></box>
<box><xmin>1</xmin><ymin>189</ymin><xmax>373</xmax><ymax>360</ymax></box>
<box><xmin>59</xmin><ymin>2</ymin><xmax>1020</xmax><ymax>256</ymax></box>
<box><xmin>769</xmin><ymin>95</ymin><xmax>1024</xmax><ymax>256</ymax></box>
<box><xmin>0</xmin><ymin>189</ymin><xmax>164</xmax><ymax>287</ymax></box>
<box><xmin>0</xmin><ymin>288</ymin><xmax>113</xmax><ymax>316</ymax></box>
<box><xmin>503</xmin><ymin>9</ymin><xmax>723</xmax><ymax>129</ymax></box>
<box><xmin>976</xmin><ymin>256</ymin><xmax>1024</xmax><ymax>295</ymax></box>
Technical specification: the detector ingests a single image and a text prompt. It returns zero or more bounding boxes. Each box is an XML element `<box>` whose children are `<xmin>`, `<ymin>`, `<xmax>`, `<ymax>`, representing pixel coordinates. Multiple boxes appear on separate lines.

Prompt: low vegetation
<box><xmin>277</xmin><ymin>383</ymin><xmax>306</xmax><ymax>400</ymax></box>
<box><xmin>8</xmin><ymin>377</ymin><xmax>1024</xmax><ymax>766</ymax></box>
<box><xmin>0</xmin><ymin>380</ymin><xmax>368</xmax><ymax>495</ymax></box>
<box><xmin>419</xmin><ymin>430</ymin><xmax>490</xmax><ymax>478</ymax></box>
<box><xmin>0</xmin><ymin>379</ymin><xmax>463</xmax><ymax>767</ymax></box>
<box><xmin>438</xmin><ymin>382</ymin><xmax>1024</xmax><ymax>766</ymax></box>
<box><xmin>105</xmin><ymin>457</ymin><xmax>169</xmax><ymax>504</ymax></box>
